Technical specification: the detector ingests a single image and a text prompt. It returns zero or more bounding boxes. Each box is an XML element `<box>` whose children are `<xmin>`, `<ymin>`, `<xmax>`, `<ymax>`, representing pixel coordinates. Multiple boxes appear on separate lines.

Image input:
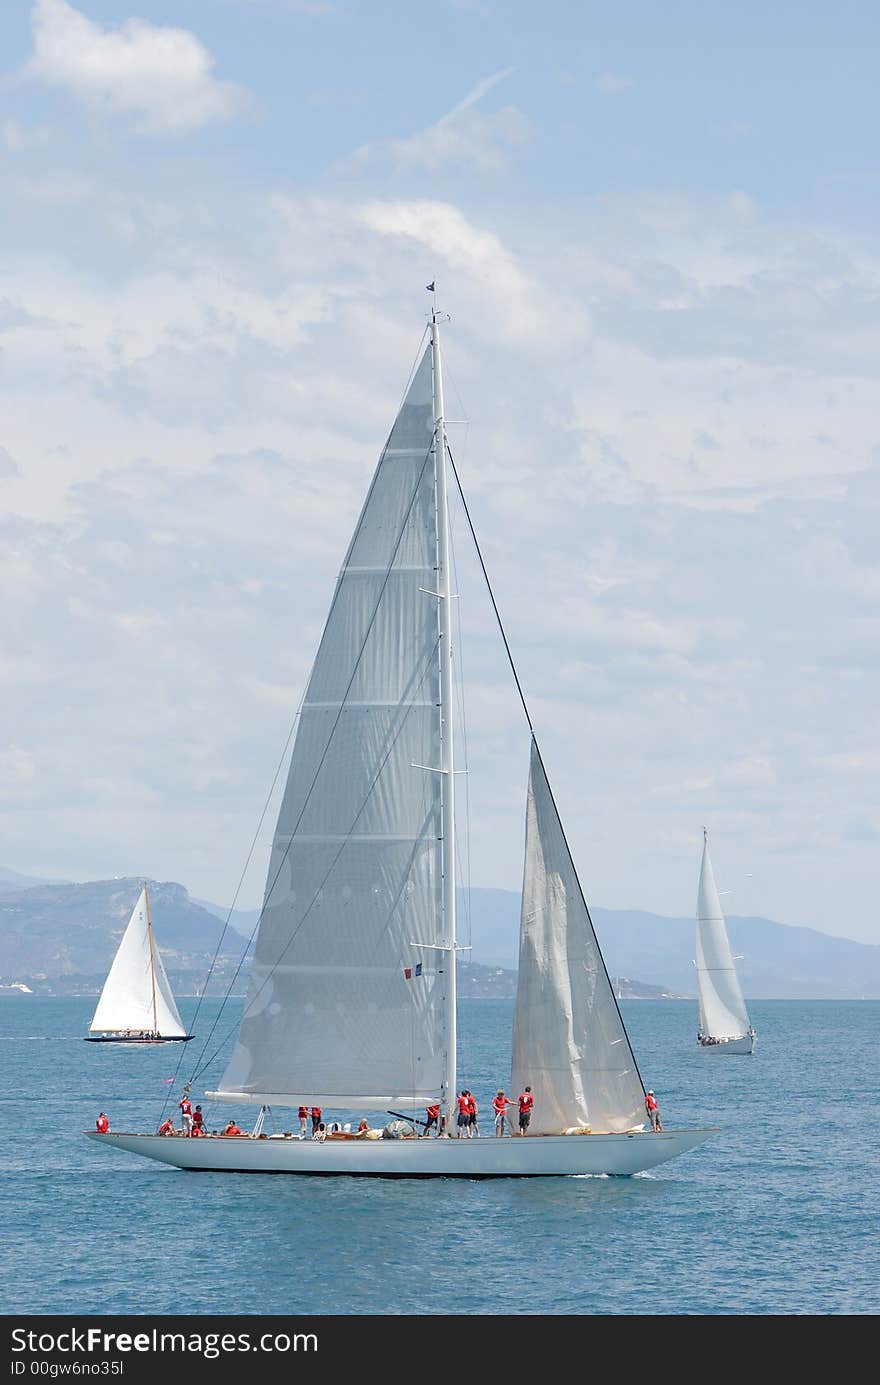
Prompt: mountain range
<box><xmin>1</xmin><ymin>869</ymin><xmax>879</xmax><ymax>999</ymax></box>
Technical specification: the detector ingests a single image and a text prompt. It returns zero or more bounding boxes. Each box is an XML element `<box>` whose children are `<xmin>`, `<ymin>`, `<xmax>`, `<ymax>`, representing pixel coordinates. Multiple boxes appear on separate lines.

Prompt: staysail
<box><xmin>212</xmin><ymin>347</ymin><xmax>448</xmax><ymax>1109</ymax></box>
<box><xmin>89</xmin><ymin>886</ymin><xmax>187</xmax><ymax>1036</ymax></box>
<box><xmin>696</xmin><ymin>835</ymin><xmax>751</xmax><ymax>1039</ymax></box>
<box><xmin>509</xmin><ymin>741</ymin><xmax>646</xmax><ymax>1135</ymax></box>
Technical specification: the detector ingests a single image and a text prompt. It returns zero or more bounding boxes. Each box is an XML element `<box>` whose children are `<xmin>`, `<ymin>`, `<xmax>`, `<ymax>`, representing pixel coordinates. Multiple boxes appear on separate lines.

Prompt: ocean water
<box><xmin>1</xmin><ymin>997</ymin><xmax>877</xmax><ymax>1316</ymax></box>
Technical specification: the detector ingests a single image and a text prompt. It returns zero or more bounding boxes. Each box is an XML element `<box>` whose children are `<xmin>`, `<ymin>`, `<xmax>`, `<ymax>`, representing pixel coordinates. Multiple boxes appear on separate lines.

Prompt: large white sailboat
<box><xmin>695</xmin><ymin>831</ymin><xmax>756</xmax><ymax>1055</ymax></box>
<box><xmin>85</xmin><ymin>885</ymin><xmax>193</xmax><ymax>1044</ymax></box>
<box><xmin>88</xmin><ymin>299</ymin><xmax>716</xmax><ymax>1173</ymax></box>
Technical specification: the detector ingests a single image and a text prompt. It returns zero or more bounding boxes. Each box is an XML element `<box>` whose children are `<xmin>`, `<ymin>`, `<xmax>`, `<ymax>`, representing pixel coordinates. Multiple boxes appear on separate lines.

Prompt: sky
<box><xmin>0</xmin><ymin>1</ymin><xmax>878</xmax><ymax>943</ymax></box>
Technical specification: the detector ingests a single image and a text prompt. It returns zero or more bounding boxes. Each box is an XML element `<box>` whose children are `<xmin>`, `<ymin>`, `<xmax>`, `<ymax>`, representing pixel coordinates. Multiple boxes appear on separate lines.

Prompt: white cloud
<box><xmin>1</xmin><ymin>118</ymin><xmax>51</xmax><ymax>150</ymax></box>
<box><xmin>0</xmin><ymin>447</ymin><xmax>20</xmax><ymax>478</ymax></box>
<box><xmin>820</xmin><ymin>751</ymin><xmax>880</xmax><ymax>776</ymax></box>
<box><xmin>1</xmin><ymin>158</ymin><xmax>879</xmax><ymax>938</ymax></box>
<box><xmin>23</xmin><ymin>0</ymin><xmax>250</xmax><ymax>135</ymax></box>
<box><xmin>595</xmin><ymin>72</ymin><xmax>634</xmax><ymax>94</ymax></box>
<box><xmin>336</xmin><ymin>69</ymin><xmax>529</xmax><ymax>175</ymax></box>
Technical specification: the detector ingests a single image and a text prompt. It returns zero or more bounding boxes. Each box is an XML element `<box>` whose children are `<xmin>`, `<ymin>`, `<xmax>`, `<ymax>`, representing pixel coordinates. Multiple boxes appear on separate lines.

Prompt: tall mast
<box><xmin>431</xmin><ymin>298</ymin><xmax>457</xmax><ymax>1132</ymax></box>
<box><xmin>144</xmin><ymin>884</ymin><xmax>159</xmax><ymax>1035</ymax></box>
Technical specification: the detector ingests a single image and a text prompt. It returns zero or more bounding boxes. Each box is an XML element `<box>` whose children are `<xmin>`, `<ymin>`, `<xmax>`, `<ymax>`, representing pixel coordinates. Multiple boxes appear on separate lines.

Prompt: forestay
<box><xmin>696</xmin><ymin>837</ymin><xmax>751</xmax><ymax>1039</ymax></box>
<box><xmin>509</xmin><ymin>741</ymin><xmax>645</xmax><ymax>1135</ymax></box>
<box><xmin>89</xmin><ymin>887</ymin><xmax>186</xmax><ymax>1036</ymax></box>
<box><xmin>212</xmin><ymin>349</ymin><xmax>448</xmax><ymax>1109</ymax></box>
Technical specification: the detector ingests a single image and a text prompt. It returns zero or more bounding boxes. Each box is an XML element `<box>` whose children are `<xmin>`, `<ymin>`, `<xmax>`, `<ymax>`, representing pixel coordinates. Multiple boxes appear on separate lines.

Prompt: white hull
<box><xmin>86</xmin><ymin>1128</ymin><xmax>717</xmax><ymax>1178</ymax></box>
<box><xmin>697</xmin><ymin>1035</ymin><xmax>756</xmax><ymax>1055</ymax></box>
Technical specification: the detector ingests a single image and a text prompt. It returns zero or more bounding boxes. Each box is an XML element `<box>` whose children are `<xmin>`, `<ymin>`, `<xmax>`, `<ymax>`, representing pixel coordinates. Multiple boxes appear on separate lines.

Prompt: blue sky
<box><xmin>0</xmin><ymin>1</ymin><xmax>878</xmax><ymax>943</ymax></box>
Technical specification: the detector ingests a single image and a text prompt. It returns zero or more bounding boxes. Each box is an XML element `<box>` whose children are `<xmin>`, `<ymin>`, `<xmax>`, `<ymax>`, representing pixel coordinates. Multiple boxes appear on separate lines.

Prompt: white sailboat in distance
<box><xmin>85</xmin><ymin>885</ymin><xmax>193</xmax><ymax>1044</ymax></box>
<box><xmin>695</xmin><ymin>831</ymin><xmax>756</xmax><ymax>1055</ymax></box>
<box><xmin>88</xmin><ymin>294</ymin><xmax>717</xmax><ymax>1173</ymax></box>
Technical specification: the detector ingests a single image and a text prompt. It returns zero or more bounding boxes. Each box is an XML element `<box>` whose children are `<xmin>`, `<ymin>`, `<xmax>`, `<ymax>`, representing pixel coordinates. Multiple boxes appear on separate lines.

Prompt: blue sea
<box><xmin>1</xmin><ymin>997</ymin><xmax>877</xmax><ymax>1316</ymax></box>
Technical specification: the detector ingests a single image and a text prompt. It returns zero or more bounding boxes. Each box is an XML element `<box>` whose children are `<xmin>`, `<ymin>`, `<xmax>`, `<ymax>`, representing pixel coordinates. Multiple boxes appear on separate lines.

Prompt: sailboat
<box><xmin>695</xmin><ymin>831</ymin><xmax>756</xmax><ymax>1054</ymax></box>
<box><xmin>87</xmin><ymin>298</ymin><xmax>716</xmax><ymax>1173</ymax></box>
<box><xmin>85</xmin><ymin>885</ymin><xmax>193</xmax><ymax>1044</ymax></box>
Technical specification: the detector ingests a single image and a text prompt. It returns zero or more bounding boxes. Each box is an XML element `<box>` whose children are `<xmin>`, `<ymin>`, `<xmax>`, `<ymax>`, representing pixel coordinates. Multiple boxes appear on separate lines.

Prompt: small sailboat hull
<box><xmin>83</xmin><ymin>1034</ymin><xmax>194</xmax><ymax>1044</ymax></box>
<box><xmin>697</xmin><ymin>1034</ymin><xmax>756</xmax><ymax>1055</ymax></box>
<box><xmin>87</xmin><ymin>1128</ymin><xmax>718</xmax><ymax>1178</ymax></box>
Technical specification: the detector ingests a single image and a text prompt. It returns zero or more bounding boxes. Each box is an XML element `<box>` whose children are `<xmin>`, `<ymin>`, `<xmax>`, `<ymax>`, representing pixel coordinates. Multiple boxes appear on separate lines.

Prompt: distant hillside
<box><xmin>458</xmin><ymin>887</ymin><xmax>880</xmax><ymax>1000</ymax></box>
<box><xmin>0</xmin><ymin>866</ymin><xmax>69</xmax><ymax>894</ymax></box>
<box><xmin>2</xmin><ymin>871</ymin><xmax>878</xmax><ymax>999</ymax></box>
<box><xmin>0</xmin><ymin>877</ymin><xmax>246</xmax><ymax>983</ymax></box>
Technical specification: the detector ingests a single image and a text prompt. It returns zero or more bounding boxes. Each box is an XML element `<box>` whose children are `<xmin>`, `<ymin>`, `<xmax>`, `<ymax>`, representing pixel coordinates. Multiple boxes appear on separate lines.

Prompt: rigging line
<box><xmin>160</xmin><ymin>701</ymin><xmax>305</xmax><ymax>1112</ymax></box>
<box><xmin>187</xmin><ymin>448</ymin><xmax>436</xmax><ymax>1090</ymax></box>
<box><xmin>180</xmin><ymin>443</ymin><xmax>437</xmax><ymax>1091</ymax></box>
<box><xmin>187</xmin><ymin>445</ymin><xmax>437</xmax><ymax>1083</ymax></box>
<box><xmin>447</xmin><ymin>442</ymin><xmax>648</xmax><ymax>1098</ymax></box>
<box><xmin>162</xmin><ymin>366</ymin><xmax>434</xmax><ymax>1107</ymax></box>
<box><xmin>192</xmin><ymin>635</ymin><xmax>442</xmax><ymax>1082</ymax></box>
<box><xmin>448</xmin><ymin>500</ymin><xmax>472</xmax><ymax>950</ymax></box>
<box><xmin>446</xmin><ymin>444</ymin><xmax>534</xmax><ymax>738</ymax></box>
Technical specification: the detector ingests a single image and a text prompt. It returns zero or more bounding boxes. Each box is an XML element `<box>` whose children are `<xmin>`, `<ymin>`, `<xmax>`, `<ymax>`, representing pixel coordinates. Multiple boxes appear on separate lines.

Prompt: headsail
<box><xmin>696</xmin><ymin>834</ymin><xmax>751</xmax><ymax>1039</ymax></box>
<box><xmin>89</xmin><ymin>886</ymin><xmax>187</xmax><ymax>1036</ymax></box>
<box><xmin>212</xmin><ymin>347</ymin><xmax>448</xmax><ymax>1109</ymax></box>
<box><xmin>509</xmin><ymin>741</ymin><xmax>646</xmax><ymax>1135</ymax></box>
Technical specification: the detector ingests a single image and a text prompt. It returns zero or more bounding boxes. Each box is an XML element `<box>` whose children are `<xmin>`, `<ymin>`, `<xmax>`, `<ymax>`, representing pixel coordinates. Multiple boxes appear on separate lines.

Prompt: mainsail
<box><xmin>213</xmin><ymin>348</ymin><xmax>448</xmax><ymax>1109</ymax></box>
<box><xmin>509</xmin><ymin>741</ymin><xmax>646</xmax><ymax>1135</ymax></box>
<box><xmin>695</xmin><ymin>834</ymin><xmax>751</xmax><ymax>1039</ymax></box>
<box><xmin>89</xmin><ymin>886</ymin><xmax>187</xmax><ymax>1036</ymax></box>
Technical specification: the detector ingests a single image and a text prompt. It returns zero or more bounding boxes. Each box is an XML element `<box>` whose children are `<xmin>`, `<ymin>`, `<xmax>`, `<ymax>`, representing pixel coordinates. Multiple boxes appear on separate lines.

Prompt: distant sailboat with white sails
<box><xmin>88</xmin><ymin>295</ymin><xmax>716</xmax><ymax>1172</ymax></box>
<box><xmin>85</xmin><ymin>885</ymin><xmax>193</xmax><ymax>1044</ymax></box>
<box><xmin>695</xmin><ymin>831</ymin><xmax>756</xmax><ymax>1055</ymax></box>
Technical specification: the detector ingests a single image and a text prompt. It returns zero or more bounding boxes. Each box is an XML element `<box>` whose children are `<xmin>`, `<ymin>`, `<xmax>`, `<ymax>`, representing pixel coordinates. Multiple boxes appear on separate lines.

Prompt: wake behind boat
<box><xmin>85</xmin><ymin>885</ymin><xmax>194</xmax><ymax>1044</ymax></box>
<box><xmin>87</xmin><ymin>294</ymin><xmax>717</xmax><ymax>1175</ymax></box>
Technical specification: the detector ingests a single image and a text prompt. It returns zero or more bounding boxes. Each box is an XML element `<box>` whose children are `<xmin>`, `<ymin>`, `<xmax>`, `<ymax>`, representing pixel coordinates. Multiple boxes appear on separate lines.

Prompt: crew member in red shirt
<box><xmin>222</xmin><ymin>1121</ymin><xmax>242</xmax><ymax>1136</ymax></box>
<box><xmin>517</xmin><ymin>1086</ymin><xmax>534</xmax><ymax>1135</ymax></box>
<box><xmin>298</xmin><ymin>1105</ymin><xmax>309</xmax><ymax>1137</ymax></box>
<box><xmin>492</xmin><ymin>1090</ymin><xmax>515</xmax><ymax>1137</ymax></box>
<box><xmin>157</xmin><ymin>1117</ymin><xmax>174</xmax><ymax>1136</ymax></box>
<box><xmin>467</xmin><ymin>1091</ymin><xmax>479</xmax><ymax>1137</ymax></box>
<box><xmin>310</xmin><ymin>1106</ymin><xmax>322</xmax><ymax>1136</ymax></box>
<box><xmin>456</xmin><ymin>1090</ymin><xmax>472</xmax><ymax>1139</ymax></box>
<box><xmin>179</xmin><ymin>1095</ymin><xmax>193</xmax><ymax>1135</ymax></box>
<box><xmin>95</xmin><ymin>1112</ymin><xmax>109</xmax><ymax>1134</ymax></box>
<box><xmin>423</xmin><ymin>1102</ymin><xmax>441</xmax><ymax>1138</ymax></box>
<box><xmin>645</xmin><ymin>1089</ymin><xmax>663</xmax><ymax>1132</ymax></box>
<box><xmin>191</xmin><ymin>1105</ymin><xmax>205</xmax><ymax>1136</ymax></box>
